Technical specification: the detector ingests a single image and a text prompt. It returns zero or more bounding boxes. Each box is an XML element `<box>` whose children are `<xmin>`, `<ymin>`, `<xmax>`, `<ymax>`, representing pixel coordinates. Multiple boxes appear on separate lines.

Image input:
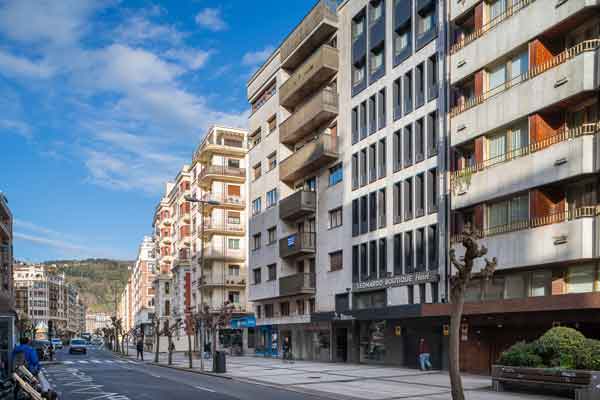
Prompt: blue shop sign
<box><xmin>231</xmin><ymin>316</ymin><xmax>256</xmax><ymax>329</ymax></box>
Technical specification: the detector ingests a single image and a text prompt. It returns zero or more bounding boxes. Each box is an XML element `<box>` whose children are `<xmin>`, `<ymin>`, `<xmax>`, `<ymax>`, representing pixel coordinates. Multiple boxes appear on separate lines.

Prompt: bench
<box><xmin>492</xmin><ymin>365</ymin><xmax>600</xmax><ymax>400</ymax></box>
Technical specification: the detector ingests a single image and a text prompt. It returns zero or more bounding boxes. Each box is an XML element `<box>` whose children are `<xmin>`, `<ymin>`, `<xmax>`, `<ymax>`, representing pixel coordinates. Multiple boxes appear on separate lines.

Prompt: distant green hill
<box><xmin>43</xmin><ymin>259</ymin><xmax>132</xmax><ymax>313</ymax></box>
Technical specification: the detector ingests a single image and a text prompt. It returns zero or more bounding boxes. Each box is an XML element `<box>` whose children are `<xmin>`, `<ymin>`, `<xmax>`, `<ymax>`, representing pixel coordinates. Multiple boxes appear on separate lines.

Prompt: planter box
<box><xmin>492</xmin><ymin>365</ymin><xmax>600</xmax><ymax>400</ymax></box>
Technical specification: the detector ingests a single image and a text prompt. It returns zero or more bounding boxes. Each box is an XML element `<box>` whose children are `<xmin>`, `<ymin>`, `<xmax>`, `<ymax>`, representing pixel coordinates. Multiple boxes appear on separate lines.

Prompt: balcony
<box><xmin>197</xmin><ymin>165</ymin><xmax>246</xmax><ymax>188</ymax></box>
<box><xmin>280</xmin><ymin>0</ymin><xmax>338</xmax><ymax>70</ymax></box>
<box><xmin>0</xmin><ymin>219</ymin><xmax>9</xmax><ymax>241</ymax></box>
<box><xmin>279</xmin><ymin>273</ymin><xmax>316</xmax><ymax>297</ymax></box>
<box><xmin>279</xmin><ymin>134</ymin><xmax>339</xmax><ymax>184</ymax></box>
<box><xmin>249</xmin><ymin>279</ymin><xmax>279</xmax><ymax>302</ymax></box>
<box><xmin>200</xmin><ymin>221</ymin><xmax>245</xmax><ymax>237</ymax></box>
<box><xmin>201</xmin><ymin>193</ymin><xmax>245</xmax><ymax>210</ymax></box>
<box><xmin>193</xmin><ymin>133</ymin><xmax>246</xmax><ymax>163</ymax></box>
<box><xmin>451</xmin><ymin>40</ymin><xmax>600</xmax><ymax>145</ymax></box>
<box><xmin>451</xmin><ymin>207</ymin><xmax>599</xmax><ymax>272</ymax></box>
<box><xmin>198</xmin><ymin>275</ymin><xmax>246</xmax><ymax>288</ymax></box>
<box><xmin>279</xmin><ymin>45</ymin><xmax>339</xmax><ymax>109</ymax></box>
<box><xmin>451</xmin><ymin>0</ymin><xmax>598</xmax><ymax>83</ymax></box>
<box><xmin>279</xmin><ymin>232</ymin><xmax>316</xmax><ymax>259</ymax></box>
<box><xmin>202</xmin><ymin>246</ymin><xmax>245</xmax><ymax>261</ymax></box>
<box><xmin>451</xmin><ymin>124</ymin><xmax>599</xmax><ymax>209</ymax></box>
<box><xmin>280</xmin><ymin>86</ymin><xmax>338</xmax><ymax>146</ymax></box>
<box><xmin>279</xmin><ymin>190</ymin><xmax>317</xmax><ymax>221</ymax></box>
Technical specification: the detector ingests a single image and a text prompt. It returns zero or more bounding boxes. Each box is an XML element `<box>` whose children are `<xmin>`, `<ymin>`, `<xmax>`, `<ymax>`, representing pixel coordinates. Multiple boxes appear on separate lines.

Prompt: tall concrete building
<box><xmin>190</xmin><ymin>126</ymin><xmax>250</xmax><ymax>350</ymax></box>
<box><xmin>152</xmin><ymin>190</ymin><xmax>174</xmax><ymax>327</ymax></box>
<box><xmin>247</xmin><ymin>0</ymin><xmax>342</xmax><ymax>360</ymax></box>
<box><xmin>447</xmin><ymin>0</ymin><xmax>600</xmax><ymax>374</ymax></box>
<box><xmin>132</xmin><ymin>236</ymin><xmax>156</xmax><ymax>327</ymax></box>
<box><xmin>0</xmin><ymin>193</ymin><xmax>13</xmax><ymax>313</ymax></box>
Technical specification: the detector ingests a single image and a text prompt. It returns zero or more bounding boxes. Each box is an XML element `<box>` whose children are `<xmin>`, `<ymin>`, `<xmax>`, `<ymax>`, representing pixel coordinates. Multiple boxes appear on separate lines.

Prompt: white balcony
<box><xmin>451</xmin><ymin>0</ymin><xmax>599</xmax><ymax>83</ymax></box>
<box><xmin>451</xmin><ymin>211</ymin><xmax>598</xmax><ymax>272</ymax></box>
<box><xmin>450</xmin><ymin>0</ymin><xmax>478</xmax><ymax>22</ymax></box>
<box><xmin>452</xmin><ymin>131</ymin><xmax>598</xmax><ymax>209</ymax></box>
<box><xmin>248</xmin><ymin>279</ymin><xmax>279</xmax><ymax>302</ymax></box>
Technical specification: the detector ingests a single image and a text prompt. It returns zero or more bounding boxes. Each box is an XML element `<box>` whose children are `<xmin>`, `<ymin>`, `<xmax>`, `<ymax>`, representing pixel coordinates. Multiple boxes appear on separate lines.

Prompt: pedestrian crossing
<box><xmin>61</xmin><ymin>359</ymin><xmax>139</xmax><ymax>365</ymax></box>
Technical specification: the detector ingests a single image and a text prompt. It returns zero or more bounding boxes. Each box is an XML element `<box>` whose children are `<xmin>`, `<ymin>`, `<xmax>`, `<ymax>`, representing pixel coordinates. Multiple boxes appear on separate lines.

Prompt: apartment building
<box><xmin>152</xmin><ymin>192</ymin><xmax>173</xmax><ymax>326</ymax></box>
<box><xmin>0</xmin><ymin>193</ymin><xmax>13</xmax><ymax>313</ymax></box>
<box><xmin>446</xmin><ymin>0</ymin><xmax>600</xmax><ymax>374</ymax></box>
<box><xmin>190</xmin><ymin>126</ymin><xmax>250</xmax><ymax>351</ymax></box>
<box><xmin>85</xmin><ymin>312</ymin><xmax>111</xmax><ymax>334</ymax></box>
<box><xmin>131</xmin><ymin>236</ymin><xmax>156</xmax><ymax>327</ymax></box>
<box><xmin>118</xmin><ymin>277</ymin><xmax>133</xmax><ymax>333</ymax></box>
<box><xmin>247</xmin><ymin>0</ymin><xmax>342</xmax><ymax>360</ymax></box>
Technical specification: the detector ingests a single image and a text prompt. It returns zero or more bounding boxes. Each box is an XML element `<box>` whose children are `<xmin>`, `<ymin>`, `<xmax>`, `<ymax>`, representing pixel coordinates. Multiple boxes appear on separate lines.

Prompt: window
<box><xmin>567</xmin><ymin>265</ymin><xmax>596</xmax><ymax>293</ymax></box>
<box><xmin>487</xmin><ymin>194</ymin><xmax>528</xmax><ymax>230</ymax></box>
<box><xmin>252</xmin><ymin>197</ymin><xmax>262</xmax><ymax>215</ymax></box>
<box><xmin>394</xmin><ymin>24</ymin><xmax>410</xmax><ymax>57</ymax></box>
<box><xmin>329</xmin><ymin>207</ymin><xmax>343</xmax><ymax>229</ymax></box>
<box><xmin>309</xmin><ymin>298</ymin><xmax>315</xmax><ymax>314</ymax></box>
<box><xmin>415</xmin><ymin>63</ymin><xmax>425</xmax><ymax>108</ymax></box>
<box><xmin>352</xmin><ymin>199</ymin><xmax>360</xmax><ymax>236</ymax></box>
<box><xmin>353</xmin><ymin>62</ymin><xmax>366</xmax><ymax>87</ymax></box>
<box><xmin>404</xmin><ymin>231</ymin><xmax>413</xmax><ymax>273</ymax></box>
<box><xmin>360</xmin><ymin>243</ymin><xmax>368</xmax><ymax>279</ymax></box>
<box><xmin>427</xmin><ymin>111</ymin><xmax>438</xmax><ymax>157</ymax></box>
<box><xmin>488</xmin><ymin>62</ymin><xmax>506</xmax><ymax>93</ymax></box>
<box><xmin>427</xmin><ymin>55</ymin><xmax>438</xmax><ymax>101</ymax></box>
<box><xmin>228</xmin><ymin>211</ymin><xmax>241</xmax><ymax>224</ymax></box>
<box><xmin>393</xmin><ymin>181</ymin><xmax>402</xmax><ymax>224</ymax></box>
<box><xmin>427</xmin><ymin>168</ymin><xmax>438</xmax><ymax>214</ymax></box>
<box><xmin>266</xmin><ymin>188</ymin><xmax>278</xmax><ymax>208</ymax></box>
<box><xmin>510</xmin><ymin>50</ymin><xmax>528</xmax><ymax>84</ymax></box>
<box><xmin>329</xmin><ymin>163</ymin><xmax>343</xmax><ymax>186</ymax></box>
<box><xmin>369</xmin><ymin>240</ymin><xmax>377</xmax><ymax>278</ymax></box>
<box><xmin>256</xmin><ymin>305</ymin><xmax>262</xmax><ymax>319</ymax></box>
<box><xmin>352</xmin><ymin>245</ymin><xmax>360</xmax><ymax>282</ymax></box>
<box><xmin>407</xmin><ymin>285</ymin><xmax>414</xmax><ymax>305</ymax></box>
<box><xmin>228</xmin><ymin>239</ymin><xmax>240</xmax><ymax>249</ymax></box>
<box><xmin>296</xmin><ymin>299</ymin><xmax>306</xmax><ymax>315</ymax></box>
<box><xmin>378</xmin><ymin>88</ymin><xmax>386</xmax><ymax>129</ymax></box>
<box><xmin>393</xmin><ymin>233</ymin><xmax>402</xmax><ymax>275</ymax></box>
<box><xmin>378</xmin><ymin>188</ymin><xmax>386</xmax><ymax>228</ymax></box>
<box><xmin>530</xmin><ymin>270</ymin><xmax>551</xmax><ymax>297</ymax></box>
<box><xmin>252</xmin><ymin>163</ymin><xmax>262</xmax><ymax>180</ymax></box>
<box><xmin>415</xmin><ymin>118</ymin><xmax>424</xmax><ymax>162</ymax></box>
<box><xmin>504</xmin><ymin>274</ymin><xmax>525</xmax><ymax>299</ymax></box>
<box><xmin>417</xmin><ymin>6</ymin><xmax>435</xmax><ymax>38</ymax></box>
<box><xmin>488</xmin><ymin>0</ymin><xmax>506</xmax><ymax>21</ymax></box>
<box><xmin>330</xmin><ymin>250</ymin><xmax>343</xmax><ymax>271</ymax></box>
<box><xmin>267</xmin><ymin>226</ymin><xmax>277</xmax><ymax>245</ymax></box>
<box><xmin>360</xmin><ymin>195</ymin><xmax>368</xmax><ymax>233</ymax></box>
<box><xmin>370</xmin><ymin>45</ymin><xmax>384</xmax><ymax>75</ymax></box>
<box><xmin>251</xmin><ymin>82</ymin><xmax>276</xmax><ymax>113</ymax></box>
<box><xmin>267</xmin><ymin>152</ymin><xmax>277</xmax><ymax>171</ymax></box>
<box><xmin>369</xmin><ymin>0</ymin><xmax>383</xmax><ymax>24</ymax></box>
<box><xmin>428</xmin><ymin>224</ymin><xmax>438</xmax><ymax>270</ymax></box>
<box><xmin>403</xmin><ymin>124</ymin><xmax>413</xmax><ymax>167</ymax></box>
<box><xmin>360</xmin><ymin>101</ymin><xmax>367</xmax><ymax>139</ymax></box>
<box><xmin>229</xmin><ymin>291</ymin><xmax>241</xmax><ymax>304</ymax></box>
<box><xmin>404</xmin><ymin>177</ymin><xmax>413</xmax><ymax>220</ymax></box>
<box><xmin>378</xmin><ymin>139</ymin><xmax>386</xmax><ymax>179</ymax></box>
<box><xmin>228</xmin><ymin>265</ymin><xmax>240</xmax><ymax>276</ymax></box>
<box><xmin>419</xmin><ymin>283</ymin><xmax>426</xmax><ymax>304</ymax></box>
<box><xmin>253</xmin><ymin>268</ymin><xmax>262</xmax><ymax>284</ymax></box>
<box><xmin>268</xmin><ymin>115</ymin><xmax>277</xmax><ymax>133</ymax></box>
<box><xmin>379</xmin><ymin>238</ymin><xmax>387</xmax><ymax>278</ymax></box>
<box><xmin>369</xmin><ymin>143</ymin><xmax>377</xmax><ymax>183</ymax></box>
<box><xmin>352</xmin><ymin>107</ymin><xmax>359</xmax><ymax>144</ymax></box>
<box><xmin>252</xmin><ymin>233</ymin><xmax>261</xmax><ymax>251</ymax></box>
<box><xmin>393</xmin><ymin>78</ymin><xmax>402</xmax><ymax>120</ymax></box>
<box><xmin>352</xmin><ymin>153</ymin><xmax>359</xmax><ymax>190</ymax></box>
<box><xmin>352</xmin><ymin>12</ymin><xmax>365</xmax><ymax>41</ymax></box>
<box><xmin>393</xmin><ymin>129</ymin><xmax>401</xmax><ymax>171</ymax></box>
<box><xmin>265</xmin><ymin>304</ymin><xmax>274</xmax><ymax>318</ymax></box>
<box><xmin>403</xmin><ymin>70</ymin><xmax>413</xmax><ymax>115</ymax></box>
<box><xmin>267</xmin><ymin>264</ymin><xmax>277</xmax><ymax>281</ymax></box>
<box><xmin>369</xmin><ymin>191</ymin><xmax>377</xmax><ymax>232</ymax></box>
<box><xmin>280</xmin><ymin>301</ymin><xmax>290</xmax><ymax>316</ymax></box>
<box><xmin>416</xmin><ymin>228</ymin><xmax>425</xmax><ymax>271</ymax></box>
<box><xmin>415</xmin><ymin>173</ymin><xmax>425</xmax><ymax>217</ymax></box>
<box><xmin>360</xmin><ymin>149</ymin><xmax>367</xmax><ymax>186</ymax></box>
<box><xmin>369</xmin><ymin>95</ymin><xmax>377</xmax><ymax>134</ymax></box>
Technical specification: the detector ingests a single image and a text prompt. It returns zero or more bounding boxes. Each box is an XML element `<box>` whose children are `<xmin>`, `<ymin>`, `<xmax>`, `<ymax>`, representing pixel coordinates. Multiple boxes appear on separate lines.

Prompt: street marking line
<box><xmin>91</xmin><ymin>360</ymin><xmax>102</xmax><ymax>364</ymax></box>
<box><xmin>77</xmin><ymin>361</ymin><xmax>89</xmax><ymax>364</ymax></box>
<box><xmin>195</xmin><ymin>386</ymin><xmax>216</xmax><ymax>393</ymax></box>
<box><xmin>149</xmin><ymin>373</ymin><xmax>161</xmax><ymax>378</ymax></box>
<box><xmin>63</xmin><ymin>361</ymin><xmax>74</xmax><ymax>365</ymax></box>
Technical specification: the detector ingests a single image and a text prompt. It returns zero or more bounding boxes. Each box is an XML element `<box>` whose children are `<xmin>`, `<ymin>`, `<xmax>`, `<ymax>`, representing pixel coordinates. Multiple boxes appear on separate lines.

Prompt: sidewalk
<box><xmin>122</xmin><ymin>349</ymin><xmax>561</xmax><ymax>400</ymax></box>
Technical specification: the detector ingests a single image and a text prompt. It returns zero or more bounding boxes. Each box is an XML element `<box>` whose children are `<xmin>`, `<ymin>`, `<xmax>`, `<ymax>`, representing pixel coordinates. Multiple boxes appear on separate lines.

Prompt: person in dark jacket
<box><xmin>418</xmin><ymin>338</ymin><xmax>432</xmax><ymax>371</ymax></box>
<box><xmin>12</xmin><ymin>337</ymin><xmax>40</xmax><ymax>375</ymax></box>
<box><xmin>136</xmin><ymin>338</ymin><xmax>144</xmax><ymax>360</ymax></box>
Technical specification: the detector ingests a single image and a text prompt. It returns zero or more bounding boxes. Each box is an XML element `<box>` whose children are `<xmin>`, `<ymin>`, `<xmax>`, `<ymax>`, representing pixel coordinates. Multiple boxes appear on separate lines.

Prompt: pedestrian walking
<box><xmin>136</xmin><ymin>338</ymin><xmax>144</xmax><ymax>361</ymax></box>
<box><xmin>282</xmin><ymin>337</ymin><xmax>293</xmax><ymax>363</ymax></box>
<box><xmin>418</xmin><ymin>338</ymin><xmax>432</xmax><ymax>371</ymax></box>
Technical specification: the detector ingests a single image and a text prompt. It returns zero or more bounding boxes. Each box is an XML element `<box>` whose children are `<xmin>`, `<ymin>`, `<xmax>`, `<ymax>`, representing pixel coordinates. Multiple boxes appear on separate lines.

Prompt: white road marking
<box><xmin>77</xmin><ymin>361</ymin><xmax>89</xmax><ymax>364</ymax></box>
<box><xmin>195</xmin><ymin>386</ymin><xmax>216</xmax><ymax>393</ymax></box>
<box><xmin>104</xmin><ymin>360</ymin><xmax>114</xmax><ymax>363</ymax></box>
<box><xmin>63</xmin><ymin>361</ymin><xmax>74</xmax><ymax>365</ymax></box>
<box><xmin>149</xmin><ymin>373</ymin><xmax>161</xmax><ymax>378</ymax></box>
<box><xmin>91</xmin><ymin>360</ymin><xmax>102</xmax><ymax>364</ymax></box>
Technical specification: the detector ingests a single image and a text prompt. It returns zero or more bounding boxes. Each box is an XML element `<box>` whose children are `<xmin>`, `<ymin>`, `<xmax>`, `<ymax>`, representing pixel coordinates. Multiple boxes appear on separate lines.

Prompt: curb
<box><xmin>148</xmin><ymin>362</ymin><xmax>233</xmax><ymax>380</ymax></box>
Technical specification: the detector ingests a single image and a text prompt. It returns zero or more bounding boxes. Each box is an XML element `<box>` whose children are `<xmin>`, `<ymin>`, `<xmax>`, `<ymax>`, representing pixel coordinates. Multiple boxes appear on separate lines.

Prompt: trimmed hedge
<box><xmin>497</xmin><ymin>327</ymin><xmax>600</xmax><ymax>370</ymax></box>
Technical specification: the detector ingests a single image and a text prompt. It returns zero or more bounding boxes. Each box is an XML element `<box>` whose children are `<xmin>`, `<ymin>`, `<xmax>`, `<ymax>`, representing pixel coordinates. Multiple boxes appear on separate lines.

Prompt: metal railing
<box><xmin>451</xmin><ymin>122</ymin><xmax>600</xmax><ymax>183</ymax></box>
<box><xmin>198</xmin><ymin>165</ymin><xmax>246</xmax><ymax>180</ymax></box>
<box><xmin>201</xmin><ymin>193</ymin><xmax>245</xmax><ymax>208</ymax></box>
<box><xmin>450</xmin><ymin>39</ymin><xmax>600</xmax><ymax>117</ymax></box>
<box><xmin>450</xmin><ymin>0</ymin><xmax>536</xmax><ymax>54</ymax></box>
<box><xmin>450</xmin><ymin>206</ymin><xmax>600</xmax><ymax>243</ymax></box>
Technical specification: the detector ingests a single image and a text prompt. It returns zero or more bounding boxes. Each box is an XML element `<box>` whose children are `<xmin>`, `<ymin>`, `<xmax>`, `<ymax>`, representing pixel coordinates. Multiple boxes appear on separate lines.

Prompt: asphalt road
<box><xmin>44</xmin><ymin>345</ymin><xmax>328</xmax><ymax>400</ymax></box>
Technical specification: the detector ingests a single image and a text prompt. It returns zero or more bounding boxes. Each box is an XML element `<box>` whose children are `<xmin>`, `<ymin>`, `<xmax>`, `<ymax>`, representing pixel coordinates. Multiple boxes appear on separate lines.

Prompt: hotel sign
<box><xmin>352</xmin><ymin>271</ymin><xmax>440</xmax><ymax>292</ymax></box>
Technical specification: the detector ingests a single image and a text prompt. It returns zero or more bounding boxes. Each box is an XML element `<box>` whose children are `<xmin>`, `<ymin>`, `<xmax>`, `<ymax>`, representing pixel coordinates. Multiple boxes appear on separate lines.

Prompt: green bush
<box><xmin>497</xmin><ymin>341</ymin><xmax>544</xmax><ymax>368</ymax></box>
<box><xmin>576</xmin><ymin>339</ymin><xmax>600</xmax><ymax>370</ymax></box>
<box><xmin>536</xmin><ymin>327</ymin><xmax>586</xmax><ymax>368</ymax></box>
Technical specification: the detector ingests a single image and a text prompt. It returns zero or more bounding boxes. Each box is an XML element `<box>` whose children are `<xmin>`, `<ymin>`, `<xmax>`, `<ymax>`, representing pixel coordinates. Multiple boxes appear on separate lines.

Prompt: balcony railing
<box><xmin>202</xmin><ymin>247</ymin><xmax>245</xmax><ymax>260</ymax></box>
<box><xmin>199</xmin><ymin>275</ymin><xmax>246</xmax><ymax>287</ymax></box>
<box><xmin>279</xmin><ymin>273</ymin><xmax>316</xmax><ymax>297</ymax></box>
<box><xmin>450</xmin><ymin>206</ymin><xmax>600</xmax><ymax>243</ymax></box>
<box><xmin>450</xmin><ymin>39</ymin><xmax>600</xmax><ymax>117</ymax></box>
<box><xmin>279</xmin><ymin>232</ymin><xmax>316</xmax><ymax>259</ymax></box>
<box><xmin>450</xmin><ymin>0</ymin><xmax>536</xmax><ymax>55</ymax></box>
<box><xmin>451</xmin><ymin>122</ymin><xmax>600</xmax><ymax>183</ymax></box>
<box><xmin>200</xmin><ymin>221</ymin><xmax>245</xmax><ymax>236</ymax></box>
<box><xmin>279</xmin><ymin>190</ymin><xmax>317</xmax><ymax>221</ymax></box>
<box><xmin>279</xmin><ymin>86</ymin><xmax>338</xmax><ymax>145</ymax></box>
<box><xmin>201</xmin><ymin>193</ymin><xmax>245</xmax><ymax>208</ymax></box>
<box><xmin>279</xmin><ymin>134</ymin><xmax>339</xmax><ymax>183</ymax></box>
<box><xmin>280</xmin><ymin>0</ymin><xmax>338</xmax><ymax>70</ymax></box>
<box><xmin>198</xmin><ymin>165</ymin><xmax>246</xmax><ymax>182</ymax></box>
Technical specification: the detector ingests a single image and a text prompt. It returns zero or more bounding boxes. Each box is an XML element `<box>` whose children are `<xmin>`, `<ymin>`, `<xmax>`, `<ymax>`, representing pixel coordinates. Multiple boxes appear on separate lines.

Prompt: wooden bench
<box><xmin>492</xmin><ymin>365</ymin><xmax>600</xmax><ymax>400</ymax></box>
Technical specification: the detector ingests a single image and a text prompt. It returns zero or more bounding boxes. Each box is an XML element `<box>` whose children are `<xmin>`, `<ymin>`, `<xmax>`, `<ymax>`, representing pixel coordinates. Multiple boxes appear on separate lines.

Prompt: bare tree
<box><xmin>448</xmin><ymin>224</ymin><xmax>497</xmax><ymax>400</ymax></box>
<box><xmin>162</xmin><ymin>319</ymin><xmax>183</xmax><ymax>366</ymax></box>
<box><xmin>194</xmin><ymin>302</ymin><xmax>234</xmax><ymax>372</ymax></box>
<box><xmin>110</xmin><ymin>317</ymin><xmax>123</xmax><ymax>354</ymax></box>
<box><xmin>153</xmin><ymin>317</ymin><xmax>161</xmax><ymax>363</ymax></box>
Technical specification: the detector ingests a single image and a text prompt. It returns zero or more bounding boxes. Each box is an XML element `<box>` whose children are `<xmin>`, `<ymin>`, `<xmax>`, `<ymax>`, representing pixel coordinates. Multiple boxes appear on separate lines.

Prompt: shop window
<box><xmin>567</xmin><ymin>265</ymin><xmax>597</xmax><ymax>293</ymax></box>
<box><xmin>360</xmin><ymin>320</ymin><xmax>386</xmax><ymax>363</ymax></box>
<box><xmin>504</xmin><ymin>274</ymin><xmax>525</xmax><ymax>299</ymax></box>
<box><xmin>529</xmin><ymin>270</ymin><xmax>551</xmax><ymax>297</ymax></box>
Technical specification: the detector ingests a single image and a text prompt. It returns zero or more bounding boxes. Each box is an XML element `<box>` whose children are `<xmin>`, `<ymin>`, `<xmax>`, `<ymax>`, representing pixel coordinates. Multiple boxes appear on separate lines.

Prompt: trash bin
<box><xmin>213</xmin><ymin>351</ymin><xmax>226</xmax><ymax>373</ymax></box>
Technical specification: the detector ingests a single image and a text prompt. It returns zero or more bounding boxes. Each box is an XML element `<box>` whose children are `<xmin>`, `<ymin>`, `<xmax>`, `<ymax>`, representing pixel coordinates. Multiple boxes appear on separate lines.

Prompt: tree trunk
<box><xmin>154</xmin><ymin>324</ymin><xmax>160</xmax><ymax>363</ymax></box>
<box><xmin>168</xmin><ymin>336</ymin><xmax>173</xmax><ymax>365</ymax></box>
<box><xmin>449</xmin><ymin>289</ymin><xmax>466</xmax><ymax>400</ymax></box>
<box><xmin>187</xmin><ymin>332</ymin><xmax>193</xmax><ymax>369</ymax></box>
<box><xmin>212</xmin><ymin>327</ymin><xmax>218</xmax><ymax>372</ymax></box>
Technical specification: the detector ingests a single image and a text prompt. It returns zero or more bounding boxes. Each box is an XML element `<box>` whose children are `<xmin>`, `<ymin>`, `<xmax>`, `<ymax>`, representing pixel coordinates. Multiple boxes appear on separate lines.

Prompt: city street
<box><xmin>44</xmin><ymin>346</ymin><xmax>328</xmax><ymax>400</ymax></box>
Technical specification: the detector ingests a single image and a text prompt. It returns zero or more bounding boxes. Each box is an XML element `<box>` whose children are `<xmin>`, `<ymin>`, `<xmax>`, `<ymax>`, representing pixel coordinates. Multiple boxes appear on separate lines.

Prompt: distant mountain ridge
<box><xmin>42</xmin><ymin>258</ymin><xmax>133</xmax><ymax>313</ymax></box>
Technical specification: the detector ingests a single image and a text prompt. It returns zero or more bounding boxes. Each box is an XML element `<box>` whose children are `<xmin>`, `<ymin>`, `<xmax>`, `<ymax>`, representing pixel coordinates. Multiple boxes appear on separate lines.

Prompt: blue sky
<box><xmin>0</xmin><ymin>0</ymin><xmax>314</xmax><ymax>262</ymax></box>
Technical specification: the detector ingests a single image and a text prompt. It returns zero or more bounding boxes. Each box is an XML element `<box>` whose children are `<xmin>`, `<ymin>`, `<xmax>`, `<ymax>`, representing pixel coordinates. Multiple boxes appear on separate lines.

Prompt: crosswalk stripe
<box><xmin>63</xmin><ymin>361</ymin><xmax>74</xmax><ymax>365</ymax></box>
<box><xmin>77</xmin><ymin>361</ymin><xmax>88</xmax><ymax>364</ymax></box>
<box><xmin>115</xmin><ymin>360</ymin><xmax>126</xmax><ymax>364</ymax></box>
<box><xmin>91</xmin><ymin>360</ymin><xmax>102</xmax><ymax>363</ymax></box>
<box><xmin>104</xmin><ymin>360</ymin><xmax>113</xmax><ymax>363</ymax></box>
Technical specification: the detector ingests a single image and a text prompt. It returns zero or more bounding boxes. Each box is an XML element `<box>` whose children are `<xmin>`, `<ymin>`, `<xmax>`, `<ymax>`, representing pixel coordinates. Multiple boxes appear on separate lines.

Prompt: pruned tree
<box><xmin>110</xmin><ymin>317</ymin><xmax>123</xmax><ymax>354</ymax></box>
<box><xmin>194</xmin><ymin>301</ymin><xmax>235</xmax><ymax>372</ymax></box>
<box><xmin>162</xmin><ymin>319</ymin><xmax>183</xmax><ymax>365</ymax></box>
<box><xmin>16</xmin><ymin>312</ymin><xmax>34</xmax><ymax>340</ymax></box>
<box><xmin>448</xmin><ymin>223</ymin><xmax>497</xmax><ymax>400</ymax></box>
<box><xmin>153</xmin><ymin>316</ymin><xmax>161</xmax><ymax>363</ymax></box>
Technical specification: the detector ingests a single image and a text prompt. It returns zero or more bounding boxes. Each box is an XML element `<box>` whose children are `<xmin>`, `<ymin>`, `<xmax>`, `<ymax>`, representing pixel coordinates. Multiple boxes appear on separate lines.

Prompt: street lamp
<box><xmin>183</xmin><ymin>194</ymin><xmax>220</xmax><ymax>369</ymax></box>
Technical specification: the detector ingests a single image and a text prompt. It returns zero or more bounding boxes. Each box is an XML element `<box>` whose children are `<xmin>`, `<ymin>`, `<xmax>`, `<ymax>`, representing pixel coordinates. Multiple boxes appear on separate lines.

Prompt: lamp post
<box><xmin>184</xmin><ymin>194</ymin><xmax>220</xmax><ymax>369</ymax></box>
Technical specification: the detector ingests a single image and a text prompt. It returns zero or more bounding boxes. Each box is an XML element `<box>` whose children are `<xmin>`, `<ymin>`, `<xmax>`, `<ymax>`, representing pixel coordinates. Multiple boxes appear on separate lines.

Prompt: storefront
<box><xmin>228</xmin><ymin>316</ymin><xmax>256</xmax><ymax>355</ymax></box>
<box><xmin>255</xmin><ymin>325</ymin><xmax>278</xmax><ymax>357</ymax></box>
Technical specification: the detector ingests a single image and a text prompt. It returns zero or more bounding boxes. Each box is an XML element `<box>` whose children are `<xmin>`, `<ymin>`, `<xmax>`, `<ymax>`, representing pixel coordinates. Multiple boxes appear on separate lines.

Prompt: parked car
<box><xmin>69</xmin><ymin>338</ymin><xmax>87</xmax><ymax>355</ymax></box>
<box><xmin>51</xmin><ymin>338</ymin><xmax>63</xmax><ymax>350</ymax></box>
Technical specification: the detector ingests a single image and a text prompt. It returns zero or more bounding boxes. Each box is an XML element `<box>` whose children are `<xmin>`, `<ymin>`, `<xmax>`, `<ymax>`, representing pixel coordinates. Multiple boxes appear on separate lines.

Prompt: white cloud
<box><xmin>194</xmin><ymin>8</ymin><xmax>227</xmax><ymax>32</ymax></box>
<box><xmin>115</xmin><ymin>15</ymin><xmax>185</xmax><ymax>46</ymax></box>
<box><xmin>0</xmin><ymin>50</ymin><xmax>54</xmax><ymax>79</ymax></box>
<box><xmin>163</xmin><ymin>49</ymin><xmax>211</xmax><ymax>70</ymax></box>
<box><xmin>0</xmin><ymin>119</ymin><xmax>32</xmax><ymax>139</ymax></box>
<box><xmin>14</xmin><ymin>233</ymin><xmax>88</xmax><ymax>252</ymax></box>
<box><xmin>242</xmin><ymin>46</ymin><xmax>275</xmax><ymax>66</ymax></box>
<box><xmin>14</xmin><ymin>219</ymin><xmax>79</xmax><ymax>242</ymax></box>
